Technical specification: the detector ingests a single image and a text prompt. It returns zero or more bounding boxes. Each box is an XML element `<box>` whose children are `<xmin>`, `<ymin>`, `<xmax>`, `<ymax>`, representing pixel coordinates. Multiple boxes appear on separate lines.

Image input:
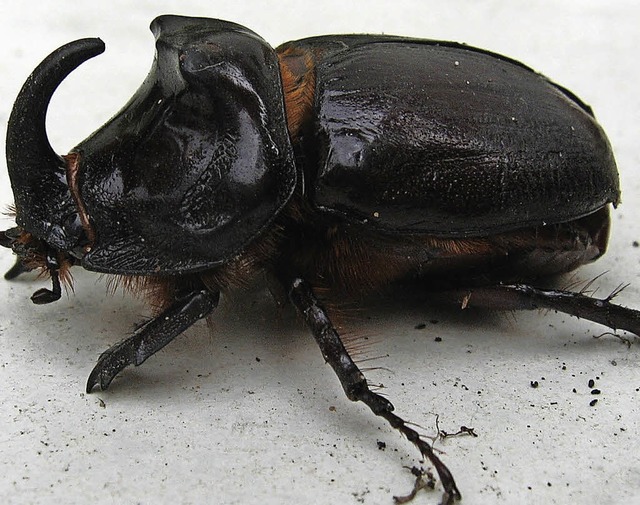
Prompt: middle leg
<box><xmin>287</xmin><ymin>276</ymin><xmax>461</xmax><ymax>504</ymax></box>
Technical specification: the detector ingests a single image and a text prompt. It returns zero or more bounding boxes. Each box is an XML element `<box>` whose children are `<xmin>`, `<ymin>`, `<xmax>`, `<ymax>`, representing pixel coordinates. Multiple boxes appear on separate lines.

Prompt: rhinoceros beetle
<box><xmin>3</xmin><ymin>15</ymin><xmax>639</xmax><ymax>503</ymax></box>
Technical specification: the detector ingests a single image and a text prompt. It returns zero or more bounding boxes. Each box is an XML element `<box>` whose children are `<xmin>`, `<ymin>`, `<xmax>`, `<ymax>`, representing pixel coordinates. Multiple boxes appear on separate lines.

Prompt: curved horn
<box><xmin>6</xmin><ymin>38</ymin><xmax>105</xmax><ymax>185</ymax></box>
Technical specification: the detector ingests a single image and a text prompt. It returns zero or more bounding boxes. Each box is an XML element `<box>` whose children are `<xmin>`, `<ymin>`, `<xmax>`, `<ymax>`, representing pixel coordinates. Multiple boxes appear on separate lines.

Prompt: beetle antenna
<box><xmin>4</xmin><ymin>259</ymin><xmax>32</xmax><ymax>280</ymax></box>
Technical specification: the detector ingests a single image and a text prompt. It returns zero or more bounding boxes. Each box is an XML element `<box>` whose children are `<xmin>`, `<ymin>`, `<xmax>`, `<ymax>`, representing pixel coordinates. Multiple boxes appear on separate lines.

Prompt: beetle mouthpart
<box><xmin>0</xmin><ymin>229</ymin><xmax>17</xmax><ymax>248</ymax></box>
<box><xmin>0</xmin><ymin>228</ymin><xmax>36</xmax><ymax>280</ymax></box>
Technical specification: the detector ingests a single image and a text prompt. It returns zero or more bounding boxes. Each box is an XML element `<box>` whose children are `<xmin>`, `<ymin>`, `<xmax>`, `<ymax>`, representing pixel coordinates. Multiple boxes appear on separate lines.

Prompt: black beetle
<box><xmin>2</xmin><ymin>15</ymin><xmax>639</xmax><ymax>503</ymax></box>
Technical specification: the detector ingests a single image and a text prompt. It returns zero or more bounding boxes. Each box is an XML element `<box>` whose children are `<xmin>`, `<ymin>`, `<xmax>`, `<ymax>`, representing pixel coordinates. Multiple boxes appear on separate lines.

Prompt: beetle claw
<box><xmin>86</xmin><ymin>340</ymin><xmax>135</xmax><ymax>393</ymax></box>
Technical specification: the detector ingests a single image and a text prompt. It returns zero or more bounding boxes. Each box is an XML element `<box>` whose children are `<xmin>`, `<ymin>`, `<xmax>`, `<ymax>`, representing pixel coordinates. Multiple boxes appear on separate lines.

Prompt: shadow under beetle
<box><xmin>2</xmin><ymin>15</ymin><xmax>640</xmax><ymax>504</ymax></box>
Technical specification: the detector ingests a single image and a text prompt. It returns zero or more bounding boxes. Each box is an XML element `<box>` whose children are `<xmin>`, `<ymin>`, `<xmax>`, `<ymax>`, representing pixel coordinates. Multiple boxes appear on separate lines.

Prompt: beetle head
<box><xmin>3</xmin><ymin>16</ymin><xmax>296</xmax><ymax>294</ymax></box>
<box><xmin>2</xmin><ymin>38</ymin><xmax>105</xmax><ymax>302</ymax></box>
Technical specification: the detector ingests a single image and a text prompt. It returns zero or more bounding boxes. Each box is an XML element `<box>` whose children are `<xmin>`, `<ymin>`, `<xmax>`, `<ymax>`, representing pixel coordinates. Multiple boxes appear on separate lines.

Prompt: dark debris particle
<box><xmin>440</xmin><ymin>426</ymin><xmax>478</xmax><ymax>438</ymax></box>
<box><xmin>590</xmin><ymin>399</ymin><xmax>598</xmax><ymax>407</ymax></box>
<box><xmin>414</xmin><ymin>323</ymin><xmax>426</xmax><ymax>330</ymax></box>
<box><xmin>434</xmin><ymin>336</ymin><xmax>442</xmax><ymax>342</ymax></box>
<box><xmin>588</xmin><ymin>379</ymin><xmax>595</xmax><ymax>388</ymax></box>
<box><xmin>377</xmin><ymin>440</ymin><xmax>386</xmax><ymax>450</ymax></box>
<box><xmin>633</xmin><ymin>240</ymin><xmax>639</xmax><ymax>248</ymax></box>
<box><xmin>591</xmin><ymin>389</ymin><xmax>601</xmax><ymax>395</ymax></box>
<box><xmin>530</xmin><ymin>380</ymin><xmax>539</xmax><ymax>388</ymax></box>
<box><xmin>430</xmin><ymin>319</ymin><xmax>439</xmax><ymax>325</ymax></box>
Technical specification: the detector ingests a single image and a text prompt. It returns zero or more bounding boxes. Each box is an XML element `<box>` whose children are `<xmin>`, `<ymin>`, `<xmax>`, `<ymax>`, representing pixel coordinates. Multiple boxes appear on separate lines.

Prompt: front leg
<box><xmin>86</xmin><ymin>288</ymin><xmax>220</xmax><ymax>393</ymax></box>
<box><xmin>288</xmin><ymin>277</ymin><xmax>461</xmax><ymax>504</ymax></box>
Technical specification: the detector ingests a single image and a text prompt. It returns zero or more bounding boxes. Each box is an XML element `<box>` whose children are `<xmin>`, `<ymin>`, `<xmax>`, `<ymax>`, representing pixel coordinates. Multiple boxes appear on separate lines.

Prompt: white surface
<box><xmin>1</xmin><ymin>1</ymin><xmax>639</xmax><ymax>504</ymax></box>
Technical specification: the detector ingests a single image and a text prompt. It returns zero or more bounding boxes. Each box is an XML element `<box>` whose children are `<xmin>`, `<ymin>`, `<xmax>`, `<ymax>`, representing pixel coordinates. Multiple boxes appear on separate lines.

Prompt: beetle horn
<box><xmin>6</xmin><ymin>38</ymin><xmax>105</xmax><ymax>206</ymax></box>
<box><xmin>5</xmin><ymin>38</ymin><xmax>104</xmax><ymax>246</ymax></box>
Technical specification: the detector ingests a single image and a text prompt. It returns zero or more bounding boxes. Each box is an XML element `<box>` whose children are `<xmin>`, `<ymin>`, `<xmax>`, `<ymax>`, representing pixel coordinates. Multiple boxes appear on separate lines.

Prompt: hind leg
<box><xmin>443</xmin><ymin>283</ymin><xmax>640</xmax><ymax>336</ymax></box>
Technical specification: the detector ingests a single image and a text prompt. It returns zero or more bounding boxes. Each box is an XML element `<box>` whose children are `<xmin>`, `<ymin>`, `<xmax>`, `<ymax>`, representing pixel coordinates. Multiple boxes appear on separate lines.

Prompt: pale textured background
<box><xmin>0</xmin><ymin>1</ymin><xmax>639</xmax><ymax>504</ymax></box>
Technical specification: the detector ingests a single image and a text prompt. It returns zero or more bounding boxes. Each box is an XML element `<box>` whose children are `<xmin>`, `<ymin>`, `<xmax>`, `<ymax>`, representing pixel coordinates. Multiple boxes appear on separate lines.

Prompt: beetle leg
<box><xmin>86</xmin><ymin>288</ymin><xmax>220</xmax><ymax>393</ymax></box>
<box><xmin>459</xmin><ymin>284</ymin><xmax>640</xmax><ymax>336</ymax></box>
<box><xmin>30</xmin><ymin>250</ymin><xmax>62</xmax><ymax>304</ymax></box>
<box><xmin>288</xmin><ymin>277</ymin><xmax>461</xmax><ymax>504</ymax></box>
<box><xmin>31</xmin><ymin>268</ymin><xmax>62</xmax><ymax>304</ymax></box>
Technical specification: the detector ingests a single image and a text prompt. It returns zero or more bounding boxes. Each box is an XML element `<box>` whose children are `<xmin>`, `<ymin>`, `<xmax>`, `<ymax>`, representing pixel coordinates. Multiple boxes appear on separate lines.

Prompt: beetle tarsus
<box><xmin>86</xmin><ymin>289</ymin><xmax>220</xmax><ymax>393</ymax></box>
<box><xmin>288</xmin><ymin>277</ymin><xmax>462</xmax><ymax>503</ymax></box>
